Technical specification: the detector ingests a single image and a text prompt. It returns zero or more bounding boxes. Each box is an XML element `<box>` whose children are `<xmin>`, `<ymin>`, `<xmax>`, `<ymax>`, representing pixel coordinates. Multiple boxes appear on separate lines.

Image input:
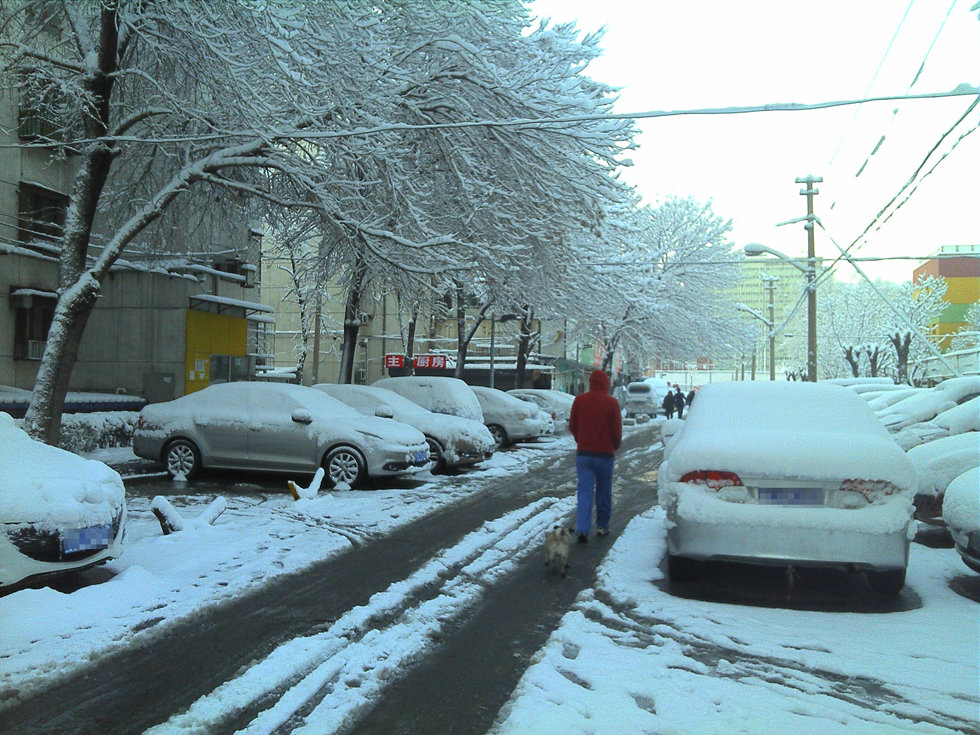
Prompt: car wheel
<box><xmin>488</xmin><ymin>424</ymin><xmax>508</xmax><ymax>449</ymax></box>
<box><xmin>426</xmin><ymin>438</ymin><xmax>447</xmax><ymax>474</ymax></box>
<box><xmin>323</xmin><ymin>446</ymin><xmax>366</xmax><ymax>488</ymax></box>
<box><xmin>867</xmin><ymin>568</ymin><xmax>906</xmax><ymax>595</ymax></box>
<box><xmin>666</xmin><ymin>553</ymin><xmax>700</xmax><ymax>582</ymax></box>
<box><xmin>164</xmin><ymin>438</ymin><xmax>201</xmax><ymax>479</ymax></box>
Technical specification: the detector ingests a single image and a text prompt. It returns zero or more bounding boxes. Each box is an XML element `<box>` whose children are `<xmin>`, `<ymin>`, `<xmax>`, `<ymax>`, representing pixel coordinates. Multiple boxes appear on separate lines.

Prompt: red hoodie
<box><xmin>569</xmin><ymin>370</ymin><xmax>622</xmax><ymax>456</ymax></box>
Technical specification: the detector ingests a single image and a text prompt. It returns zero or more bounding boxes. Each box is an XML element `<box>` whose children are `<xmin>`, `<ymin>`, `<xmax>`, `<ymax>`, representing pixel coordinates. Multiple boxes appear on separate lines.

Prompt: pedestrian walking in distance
<box><xmin>568</xmin><ymin>369</ymin><xmax>622</xmax><ymax>543</ymax></box>
<box><xmin>662</xmin><ymin>389</ymin><xmax>675</xmax><ymax>419</ymax></box>
<box><xmin>673</xmin><ymin>384</ymin><xmax>686</xmax><ymax>419</ymax></box>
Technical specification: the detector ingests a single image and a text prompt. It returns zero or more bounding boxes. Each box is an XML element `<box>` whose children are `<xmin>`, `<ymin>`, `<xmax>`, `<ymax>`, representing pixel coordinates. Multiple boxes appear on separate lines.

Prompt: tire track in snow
<box><xmin>142</xmin><ymin>495</ymin><xmax>576</xmax><ymax>735</ymax></box>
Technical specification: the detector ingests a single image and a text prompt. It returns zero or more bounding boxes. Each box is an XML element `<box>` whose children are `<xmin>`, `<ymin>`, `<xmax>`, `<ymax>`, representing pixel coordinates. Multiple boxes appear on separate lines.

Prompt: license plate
<box><xmin>415</xmin><ymin>450</ymin><xmax>428</xmax><ymax>463</ymax></box>
<box><xmin>758</xmin><ymin>488</ymin><xmax>824</xmax><ymax>506</ymax></box>
<box><xmin>62</xmin><ymin>525</ymin><xmax>111</xmax><ymax>554</ymax></box>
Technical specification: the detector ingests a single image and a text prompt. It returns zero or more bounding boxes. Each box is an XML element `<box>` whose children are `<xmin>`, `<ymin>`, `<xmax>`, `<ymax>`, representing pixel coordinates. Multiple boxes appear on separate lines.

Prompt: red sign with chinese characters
<box><xmin>384</xmin><ymin>354</ymin><xmax>405</xmax><ymax>368</ymax></box>
<box><xmin>413</xmin><ymin>354</ymin><xmax>447</xmax><ymax>369</ymax></box>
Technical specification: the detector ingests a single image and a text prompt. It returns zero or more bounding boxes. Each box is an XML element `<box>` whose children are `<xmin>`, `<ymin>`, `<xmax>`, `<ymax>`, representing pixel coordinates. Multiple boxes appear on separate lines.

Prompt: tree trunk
<box><xmin>867</xmin><ymin>345</ymin><xmax>881</xmax><ymax>377</ymax></box>
<box><xmin>890</xmin><ymin>332</ymin><xmax>912</xmax><ymax>385</ymax></box>
<box><xmin>843</xmin><ymin>346</ymin><xmax>860</xmax><ymax>377</ymax></box>
<box><xmin>339</xmin><ymin>272</ymin><xmax>365</xmax><ymax>384</ymax></box>
<box><xmin>24</xmin><ymin>7</ymin><xmax>121</xmax><ymax>444</ymax></box>
<box><xmin>405</xmin><ymin>308</ymin><xmax>418</xmax><ymax>376</ymax></box>
<box><xmin>514</xmin><ymin>309</ymin><xmax>535</xmax><ymax>389</ymax></box>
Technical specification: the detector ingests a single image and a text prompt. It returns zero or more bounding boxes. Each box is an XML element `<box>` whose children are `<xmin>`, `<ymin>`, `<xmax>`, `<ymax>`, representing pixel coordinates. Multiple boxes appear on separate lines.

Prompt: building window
<box><xmin>11</xmin><ymin>292</ymin><xmax>56</xmax><ymax>360</ymax></box>
<box><xmin>18</xmin><ymin>183</ymin><xmax>68</xmax><ymax>243</ymax></box>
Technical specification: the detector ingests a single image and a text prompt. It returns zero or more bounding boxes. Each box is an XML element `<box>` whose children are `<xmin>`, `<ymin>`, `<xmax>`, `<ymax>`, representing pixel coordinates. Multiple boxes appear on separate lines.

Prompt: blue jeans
<box><xmin>575</xmin><ymin>453</ymin><xmax>614</xmax><ymax>535</ymax></box>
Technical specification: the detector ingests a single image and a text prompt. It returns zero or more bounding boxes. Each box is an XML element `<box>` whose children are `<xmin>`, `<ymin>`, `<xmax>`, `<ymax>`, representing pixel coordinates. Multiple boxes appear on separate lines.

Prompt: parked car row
<box><xmin>842</xmin><ymin>376</ymin><xmax>979</xmax><ymax>576</ymax></box>
<box><xmin>131</xmin><ymin>377</ymin><xmax>567</xmax><ymax>486</ymax></box>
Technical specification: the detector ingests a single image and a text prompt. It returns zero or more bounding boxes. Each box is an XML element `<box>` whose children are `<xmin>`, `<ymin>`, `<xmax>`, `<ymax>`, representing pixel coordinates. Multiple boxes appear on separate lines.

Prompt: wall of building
<box><xmin>914</xmin><ymin>251</ymin><xmax>980</xmax><ymax>349</ymax></box>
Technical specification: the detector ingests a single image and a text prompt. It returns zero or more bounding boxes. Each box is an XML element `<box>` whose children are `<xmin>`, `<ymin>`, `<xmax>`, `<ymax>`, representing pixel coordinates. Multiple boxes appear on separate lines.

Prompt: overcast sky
<box><xmin>529</xmin><ymin>0</ymin><xmax>980</xmax><ymax>283</ymax></box>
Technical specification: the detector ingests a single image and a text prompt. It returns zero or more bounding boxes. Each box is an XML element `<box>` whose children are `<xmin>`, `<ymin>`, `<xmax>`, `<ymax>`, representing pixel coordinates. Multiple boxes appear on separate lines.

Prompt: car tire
<box><xmin>867</xmin><ymin>568</ymin><xmax>906</xmax><ymax>595</ymax></box>
<box><xmin>666</xmin><ymin>553</ymin><xmax>700</xmax><ymax>582</ymax></box>
<box><xmin>323</xmin><ymin>446</ymin><xmax>366</xmax><ymax>488</ymax></box>
<box><xmin>426</xmin><ymin>438</ymin><xmax>447</xmax><ymax>474</ymax></box>
<box><xmin>488</xmin><ymin>424</ymin><xmax>508</xmax><ymax>449</ymax></box>
<box><xmin>164</xmin><ymin>438</ymin><xmax>201</xmax><ymax>480</ymax></box>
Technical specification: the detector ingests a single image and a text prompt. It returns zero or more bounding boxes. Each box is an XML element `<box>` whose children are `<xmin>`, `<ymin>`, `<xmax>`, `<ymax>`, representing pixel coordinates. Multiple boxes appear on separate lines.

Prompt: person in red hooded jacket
<box><xmin>568</xmin><ymin>369</ymin><xmax>622</xmax><ymax>543</ymax></box>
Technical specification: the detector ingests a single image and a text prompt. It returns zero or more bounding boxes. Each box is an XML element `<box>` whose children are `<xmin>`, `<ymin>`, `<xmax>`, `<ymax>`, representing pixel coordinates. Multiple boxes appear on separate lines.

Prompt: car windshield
<box><xmin>628</xmin><ymin>384</ymin><xmax>650</xmax><ymax>394</ymax></box>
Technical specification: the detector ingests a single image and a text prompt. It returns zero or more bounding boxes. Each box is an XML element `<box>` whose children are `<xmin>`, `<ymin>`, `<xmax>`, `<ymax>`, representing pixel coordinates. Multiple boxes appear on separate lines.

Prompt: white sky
<box><xmin>529</xmin><ymin>0</ymin><xmax>980</xmax><ymax>283</ymax></box>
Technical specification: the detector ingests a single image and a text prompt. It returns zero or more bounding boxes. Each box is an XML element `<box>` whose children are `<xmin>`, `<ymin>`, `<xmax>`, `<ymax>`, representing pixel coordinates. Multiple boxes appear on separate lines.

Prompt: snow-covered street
<box><xmin>2</xmin><ymin>425</ymin><xmax>977</xmax><ymax>735</ymax></box>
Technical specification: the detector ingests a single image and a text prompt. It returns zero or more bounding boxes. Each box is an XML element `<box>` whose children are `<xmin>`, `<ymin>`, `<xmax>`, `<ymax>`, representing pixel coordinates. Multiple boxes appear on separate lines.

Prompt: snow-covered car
<box><xmin>892</xmin><ymin>396</ymin><xmax>980</xmax><ymax>451</ymax></box>
<box><xmin>311</xmin><ymin>383</ymin><xmax>494</xmax><ymax>472</ymax></box>
<box><xmin>1</xmin><ymin>412</ymin><xmax>127</xmax><ymax>588</ymax></box>
<box><xmin>132</xmin><ymin>382</ymin><xmax>429</xmax><ymax>487</ymax></box>
<box><xmin>866</xmin><ymin>387</ymin><xmax>923</xmax><ymax>413</ymax></box>
<box><xmin>907</xmin><ymin>431</ymin><xmax>980</xmax><ymax>526</ymax></box>
<box><xmin>942</xmin><ymin>467</ymin><xmax>980</xmax><ymax>573</ymax></box>
<box><xmin>506</xmin><ymin>388</ymin><xmax>575</xmax><ymax>425</ymax></box>
<box><xmin>822</xmin><ymin>377</ymin><xmax>897</xmax><ymax>394</ymax></box>
<box><xmin>623</xmin><ymin>381</ymin><xmax>660</xmax><ymax>417</ymax></box>
<box><xmin>372</xmin><ymin>376</ymin><xmax>484</xmax><ymax>423</ymax></box>
<box><xmin>469</xmin><ymin>385</ymin><xmax>550</xmax><ymax>448</ymax></box>
<box><xmin>877</xmin><ymin>376</ymin><xmax>980</xmax><ymax>432</ymax></box>
<box><xmin>658</xmin><ymin>381</ymin><xmax>916</xmax><ymax>593</ymax></box>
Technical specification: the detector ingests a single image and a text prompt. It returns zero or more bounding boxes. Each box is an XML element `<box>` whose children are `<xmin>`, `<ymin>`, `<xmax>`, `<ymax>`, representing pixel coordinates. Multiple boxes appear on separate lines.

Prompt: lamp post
<box><xmin>735</xmin><ymin>296</ymin><xmax>777</xmax><ymax>381</ymax></box>
<box><xmin>488</xmin><ymin>313</ymin><xmax>517</xmax><ymax>389</ymax></box>
<box><xmin>744</xmin><ymin>242</ymin><xmax>817</xmax><ymax>382</ymax></box>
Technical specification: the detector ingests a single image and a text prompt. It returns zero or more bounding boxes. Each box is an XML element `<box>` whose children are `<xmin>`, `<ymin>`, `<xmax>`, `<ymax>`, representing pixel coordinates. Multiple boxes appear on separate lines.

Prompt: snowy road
<box><xmin>2</xmin><ymin>421</ymin><xmax>977</xmax><ymax>735</ymax></box>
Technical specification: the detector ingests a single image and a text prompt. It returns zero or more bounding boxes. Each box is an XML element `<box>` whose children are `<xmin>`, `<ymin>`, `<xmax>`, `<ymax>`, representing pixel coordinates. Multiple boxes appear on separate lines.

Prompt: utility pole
<box><xmin>762</xmin><ymin>275</ymin><xmax>779</xmax><ymax>381</ymax></box>
<box><xmin>796</xmin><ymin>175</ymin><xmax>822</xmax><ymax>382</ymax></box>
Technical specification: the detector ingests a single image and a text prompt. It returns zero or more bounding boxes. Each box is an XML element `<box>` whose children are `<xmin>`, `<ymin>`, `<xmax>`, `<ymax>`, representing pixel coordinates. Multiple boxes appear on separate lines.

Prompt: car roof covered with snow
<box><xmin>942</xmin><ymin>467</ymin><xmax>980</xmax><ymax>534</ymax></box>
<box><xmin>660</xmin><ymin>381</ymin><xmax>914</xmax><ymax>492</ymax></box>
<box><xmin>372</xmin><ymin>376</ymin><xmax>483</xmax><ymax>422</ymax></box>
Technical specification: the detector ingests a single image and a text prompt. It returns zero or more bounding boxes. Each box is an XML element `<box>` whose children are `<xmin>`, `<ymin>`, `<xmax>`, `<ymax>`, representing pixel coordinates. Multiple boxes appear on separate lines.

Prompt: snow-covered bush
<box><xmin>55</xmin><ymin>412</ymin><xmax>141</xmax><ymax>453</ymax></box>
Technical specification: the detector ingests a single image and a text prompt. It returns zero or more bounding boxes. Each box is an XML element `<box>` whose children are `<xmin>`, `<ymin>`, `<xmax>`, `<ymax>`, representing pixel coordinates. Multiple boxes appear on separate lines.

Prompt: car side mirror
<box><xmin>375</xmin><ymin>404</ymin><xmax>394</xmax><ymax>419</ymax></box>
<box><xmin>291</xmin><ymin>408</ymin><xmax>313</xmax><ymax>424</ymax></box>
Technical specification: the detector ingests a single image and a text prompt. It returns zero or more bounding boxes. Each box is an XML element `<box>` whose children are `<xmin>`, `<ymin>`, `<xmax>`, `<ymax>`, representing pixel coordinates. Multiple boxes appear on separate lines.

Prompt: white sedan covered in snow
<box><xmin>1</xmin><ymin>413</ymin><xmax>127</xmax><ymax>588</ymax></box>
<box><xmin>877</xmin><ymin>376</ymin><xmax>980</xmax><ymax>432</ymax></box>
<box><xmin>658</xmin><ymin>381</ymin><xmax>916</xmax><ymax>593</ymax></box>
<box><xmin>469</xmin><ymin>385</ymin><xmax>551</xmax><ymax>448</ymax></box>
<box><xmin>943</xmin><ymin>467</ymin><xmax>980</xmax><ymax>574</ymax></box>
<box><xmin>311</xmin><ymin>383</ymin><xmax>495</xmax><ymax>472</ymax></box>
<box><xmin>132</xmin><ymin>382</ymin><xmax>430</xmax><ymax>487</ymax></box>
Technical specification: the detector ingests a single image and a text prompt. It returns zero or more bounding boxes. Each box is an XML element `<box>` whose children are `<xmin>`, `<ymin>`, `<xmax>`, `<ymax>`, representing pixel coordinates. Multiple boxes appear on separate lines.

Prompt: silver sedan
<box><xmin>133</xmin><ymin>382</ymin><xmax>430</xmax><ymax>487</ymax></box>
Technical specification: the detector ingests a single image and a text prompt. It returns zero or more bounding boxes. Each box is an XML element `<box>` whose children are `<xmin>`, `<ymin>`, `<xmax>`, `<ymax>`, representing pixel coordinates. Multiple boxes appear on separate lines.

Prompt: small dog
<box><xmin>544</xmin><ymin>526</ymin><xmax>575</xmax><ymax>578</ymax></box>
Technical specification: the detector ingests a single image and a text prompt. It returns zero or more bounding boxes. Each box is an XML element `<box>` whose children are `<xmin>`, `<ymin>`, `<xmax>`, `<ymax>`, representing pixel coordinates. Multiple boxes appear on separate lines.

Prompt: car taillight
<box><xmin>680</xmin><ymin>470</ymin><xmax>743</xmax><ymax>490</ymax></box>
<box><xmin>839</xmin><ymin>479</ymin><xmax>901</xmax><ymax>504</ymax></box>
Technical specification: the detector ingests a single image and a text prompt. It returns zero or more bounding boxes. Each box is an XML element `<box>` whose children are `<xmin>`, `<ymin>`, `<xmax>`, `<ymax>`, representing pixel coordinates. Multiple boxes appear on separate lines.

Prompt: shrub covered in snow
<box><xmin>53</xmin><ymin>412</ymin><xmax>140</xmax><ymax>453</ymax></box>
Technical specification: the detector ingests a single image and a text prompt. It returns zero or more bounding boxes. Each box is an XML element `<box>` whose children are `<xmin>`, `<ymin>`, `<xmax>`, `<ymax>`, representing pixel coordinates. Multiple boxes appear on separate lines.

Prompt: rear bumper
<box><xmin>665</xmin><ymin>487</ymin><xmax>913</xmax><ymax>571</ymax></box>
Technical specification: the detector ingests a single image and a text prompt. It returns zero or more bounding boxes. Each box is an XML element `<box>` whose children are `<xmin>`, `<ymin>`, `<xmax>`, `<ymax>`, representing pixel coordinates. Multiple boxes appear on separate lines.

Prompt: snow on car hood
<box><xmin>0</xmin><ymin>413</ymin><xmax>125</xmax><ymax>525</ymax></box>
<box><xmin>403</xmin><ymin>411</ymin><xmax>494</xmax><ymax>449</ymax></box>
<box><xmin>661</xmin><ymin>382</ymin><xmax>914</xmax><ymax>492</ymax></box>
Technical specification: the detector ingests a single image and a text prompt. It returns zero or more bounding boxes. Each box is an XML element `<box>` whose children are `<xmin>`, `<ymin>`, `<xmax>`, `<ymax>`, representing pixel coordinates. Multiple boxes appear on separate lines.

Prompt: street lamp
<box><xmin>744</xmin><ymin>242</ymin><xmax>817</xmax><ymax>382</ymax></box>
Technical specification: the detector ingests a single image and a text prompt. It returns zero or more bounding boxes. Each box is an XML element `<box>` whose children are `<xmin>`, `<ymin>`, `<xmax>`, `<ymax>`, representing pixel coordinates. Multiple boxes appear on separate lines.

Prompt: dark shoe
<box><xmin>596</xmin><ymin>527</ymin><xmax>609</xmax><ymax>537</ymax></box>
<box><xmin>577</xmin><ymin>533</ymin><xmax>588</xmax><ymax>544</ymax></box>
